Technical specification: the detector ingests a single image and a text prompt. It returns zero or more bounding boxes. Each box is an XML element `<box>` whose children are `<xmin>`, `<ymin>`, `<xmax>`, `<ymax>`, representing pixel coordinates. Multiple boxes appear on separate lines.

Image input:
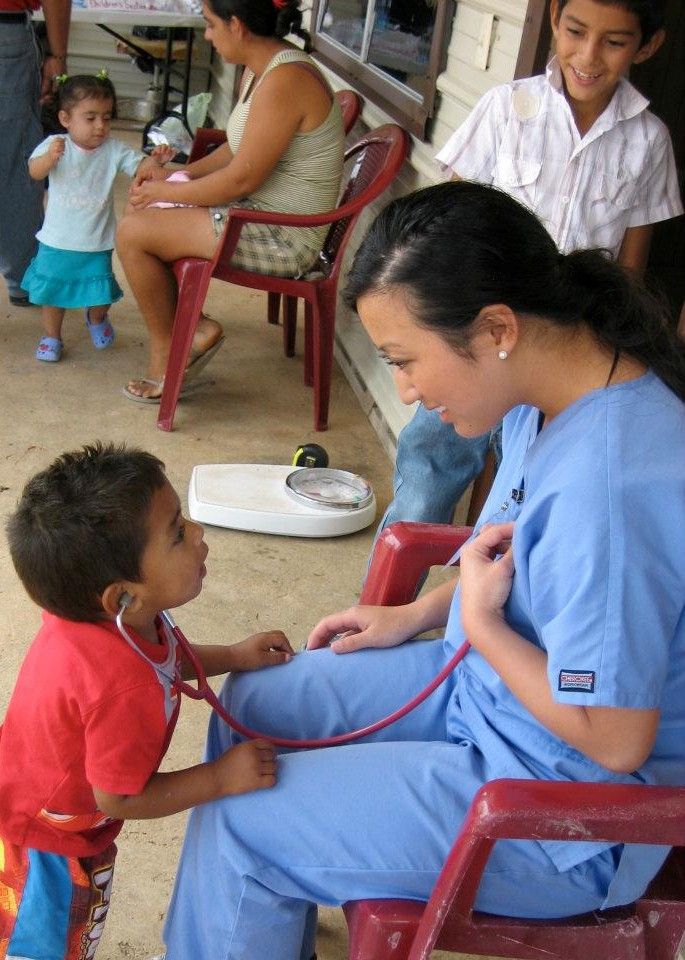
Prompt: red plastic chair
<box><xmin>264</xmin><ymin>88</ymin><xmax>362</xmax><ymax>330</ymax></box>
<box><xmin>157</xmin><ymin>122</ymin><xmax>409</xmax><ymax>432</ymax></box>
<box><xmin>187</xmin><ymin>90</ymin><xmax>362</xmax><ymax>336</ymax></box>
<box><xmin>346</xmin><ymin>521</ymin><xmax>685</xmax><ymax>960</ymax></box>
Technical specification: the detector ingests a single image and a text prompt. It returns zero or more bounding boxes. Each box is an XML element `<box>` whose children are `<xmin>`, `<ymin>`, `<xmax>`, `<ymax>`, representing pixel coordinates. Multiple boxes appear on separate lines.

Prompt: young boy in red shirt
<box><xmin>0</xmin><ymin>443</ymin><xmax>293</xmax><ymax>959</ymax></box>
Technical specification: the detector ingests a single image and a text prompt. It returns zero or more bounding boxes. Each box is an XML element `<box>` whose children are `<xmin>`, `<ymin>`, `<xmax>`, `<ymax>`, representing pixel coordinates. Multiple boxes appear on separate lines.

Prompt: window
<box><xmin>310</xmin><ymin>0</ymin><xmax>454</xmax><ymax>139</ymax></box>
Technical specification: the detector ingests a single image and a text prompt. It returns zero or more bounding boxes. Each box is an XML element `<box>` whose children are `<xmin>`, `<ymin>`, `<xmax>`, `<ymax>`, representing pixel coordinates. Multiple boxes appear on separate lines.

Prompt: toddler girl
<box><xmin>22</xmin><ymin>73</ymin><xmax>174</xmax><ymax>362</ymax></box>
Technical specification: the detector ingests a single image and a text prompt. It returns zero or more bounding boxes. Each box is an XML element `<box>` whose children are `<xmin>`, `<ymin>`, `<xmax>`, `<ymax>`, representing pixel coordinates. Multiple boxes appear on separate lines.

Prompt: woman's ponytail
<box><xmin>556</xmin><ymin>249</ymin><xmax>685</xmax><ymax>400</ymax></box>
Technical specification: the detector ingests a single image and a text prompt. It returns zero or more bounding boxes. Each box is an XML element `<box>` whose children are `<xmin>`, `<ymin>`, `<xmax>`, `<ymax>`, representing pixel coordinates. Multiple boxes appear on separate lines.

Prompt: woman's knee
<box><xmin>115</xmin><ymin>211</ymin><xmax>143</xmax><ymax>252</ymax></box>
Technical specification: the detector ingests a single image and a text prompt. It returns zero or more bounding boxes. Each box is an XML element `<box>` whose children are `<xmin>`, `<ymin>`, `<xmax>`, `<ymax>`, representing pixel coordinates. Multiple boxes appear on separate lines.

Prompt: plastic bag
<box><xmin>146</xmin><ymin>91</ymin><xmax>212</xmax><ymax>156</ymax></box>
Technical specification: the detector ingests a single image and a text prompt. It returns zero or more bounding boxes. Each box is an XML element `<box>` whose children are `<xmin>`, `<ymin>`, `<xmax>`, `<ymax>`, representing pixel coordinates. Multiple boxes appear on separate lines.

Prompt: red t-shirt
<box><xmin>0</xmin><ymin>2</ymin><xmax>41</xmax><ymax>12</ymax></box>
<box><xmin>0</xmin><ymin>612</ymin><xmax>181</xmax><ymax>856</ymax></box>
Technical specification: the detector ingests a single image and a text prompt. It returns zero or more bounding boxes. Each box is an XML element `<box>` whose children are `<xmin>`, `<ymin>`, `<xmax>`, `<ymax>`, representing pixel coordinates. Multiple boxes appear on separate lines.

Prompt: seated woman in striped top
<box><xmin>116</xmin><ymin>0</ymin><xmax>344</xmax><ymax>403</ymax></box>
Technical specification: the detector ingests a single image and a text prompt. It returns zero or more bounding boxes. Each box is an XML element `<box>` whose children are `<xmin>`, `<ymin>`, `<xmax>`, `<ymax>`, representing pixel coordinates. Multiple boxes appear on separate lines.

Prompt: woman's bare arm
<box><xmin>129</xmin><ymin>63</ymin><xmax>330</xmax><ymax>209</ymax></box>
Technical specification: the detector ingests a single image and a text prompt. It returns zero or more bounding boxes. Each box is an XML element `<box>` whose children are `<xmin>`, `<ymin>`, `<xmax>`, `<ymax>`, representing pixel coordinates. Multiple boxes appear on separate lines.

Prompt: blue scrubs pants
<box><xmin>163</xmin><ymin>641</ymin><xmax>617</xmax><ymax>960</ymax></box>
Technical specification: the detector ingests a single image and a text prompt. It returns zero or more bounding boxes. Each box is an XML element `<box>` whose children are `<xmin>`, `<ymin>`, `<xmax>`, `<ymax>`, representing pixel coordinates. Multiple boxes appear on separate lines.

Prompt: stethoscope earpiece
<box><xmin>118</xmin><ymin>591</ymin><xmax>133</xmax><ymax>614</ymax></box>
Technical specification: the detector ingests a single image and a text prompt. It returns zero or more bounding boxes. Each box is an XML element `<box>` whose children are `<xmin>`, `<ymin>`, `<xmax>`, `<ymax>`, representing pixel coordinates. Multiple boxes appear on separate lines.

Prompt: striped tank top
<box><xmin>226</xmin><ymin>48</ymin><xmax>344</xmax><ymax>258</ymax></box>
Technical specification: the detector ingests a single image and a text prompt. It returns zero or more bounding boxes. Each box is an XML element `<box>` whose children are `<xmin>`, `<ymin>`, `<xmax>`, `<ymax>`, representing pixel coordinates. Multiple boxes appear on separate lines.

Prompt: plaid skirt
<box><xmin>209</xmin><ymin>200</ymin><xmax>326</xmax><ymax>278</ymax></box>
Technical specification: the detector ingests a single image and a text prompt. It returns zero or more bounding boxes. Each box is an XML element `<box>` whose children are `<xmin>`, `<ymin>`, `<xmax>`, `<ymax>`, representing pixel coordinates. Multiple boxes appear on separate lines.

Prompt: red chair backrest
<box><xmin>320</xmin><ymin>124</ymin><xmax>409</xmax><ymax>276</ymax></box>
<box><xmin>336</xmin><ymin>88</ymin><xmax>362</xmax><ymax>133</ymax></box>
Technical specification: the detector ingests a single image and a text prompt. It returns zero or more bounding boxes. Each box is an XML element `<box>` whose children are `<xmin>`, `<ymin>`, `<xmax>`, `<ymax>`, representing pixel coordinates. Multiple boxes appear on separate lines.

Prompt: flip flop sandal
<box><xmin>184</xmin><ymin>335</ymin><xmax>226</xmax><ymax>383</ymax></box>
<box><xmin>35</xmin><ymin>336</ymin><xmax>63</xmax><ymax>362</ymax></box>
<box><xmin>121</xmin><ymin>377</ymin><xmax>202</xmax><ymax>405</ymax></box>
<box><xmin>85</xmin><ymin>309</ymin><xmax>116</xmax><ymax>349</ymax></box>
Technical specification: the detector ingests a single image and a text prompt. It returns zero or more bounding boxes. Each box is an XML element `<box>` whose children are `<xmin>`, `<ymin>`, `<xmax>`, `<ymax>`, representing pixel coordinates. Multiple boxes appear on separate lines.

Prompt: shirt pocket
<box><xmin>584</xmin><ymin>170</ymin><xmax>640</xmax><ymax>253</ymax></box>
<box><xmin>493</xmin><ymin>155</ymin><xmax>542</xmax><ymax>211</ymax></box>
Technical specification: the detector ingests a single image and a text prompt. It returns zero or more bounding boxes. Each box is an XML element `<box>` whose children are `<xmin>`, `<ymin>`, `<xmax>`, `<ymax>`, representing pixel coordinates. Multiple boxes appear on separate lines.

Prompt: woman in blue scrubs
<box><xmin>162</xmin><ymin>182</ymin><xmax>685</xmax><ymax>960</ymax></box>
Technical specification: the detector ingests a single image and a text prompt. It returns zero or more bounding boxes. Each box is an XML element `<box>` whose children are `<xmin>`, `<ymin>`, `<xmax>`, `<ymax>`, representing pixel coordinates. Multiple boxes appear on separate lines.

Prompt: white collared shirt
<box><xmin>435</xmin><ymin>57</ymin><xmax>683</xmax><ymax>257</ymax></box>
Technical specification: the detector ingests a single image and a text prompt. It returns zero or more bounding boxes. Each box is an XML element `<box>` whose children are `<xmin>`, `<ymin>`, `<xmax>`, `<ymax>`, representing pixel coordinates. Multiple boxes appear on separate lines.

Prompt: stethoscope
<box><xmin>115</xmin><ymin>605</ymin><xmax>469</xmax><ymax>749</ymax></box>
<box><xmin>114</xmin><ymin>469</ymin><xmax>528</xmax><ymax>750</ymax></box>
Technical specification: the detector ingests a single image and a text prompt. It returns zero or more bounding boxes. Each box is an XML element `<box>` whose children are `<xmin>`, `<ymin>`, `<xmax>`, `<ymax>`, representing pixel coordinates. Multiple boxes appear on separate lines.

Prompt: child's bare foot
<box><xmin>212</xmin><ymin>740</ymin><xmax>277</xmax><ymax>796</ymax></box>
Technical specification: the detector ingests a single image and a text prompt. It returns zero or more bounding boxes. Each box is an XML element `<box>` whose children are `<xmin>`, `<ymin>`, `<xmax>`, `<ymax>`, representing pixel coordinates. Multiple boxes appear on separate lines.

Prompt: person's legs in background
<box><xmin>0</xmin><ymin>18</ymin><xmax>43</xmax><ymax>304</ymax></box>
<box><xmin>367</xmin><ymin>404</ymin><xmax>490</xmax><ymax>580</ymax></box>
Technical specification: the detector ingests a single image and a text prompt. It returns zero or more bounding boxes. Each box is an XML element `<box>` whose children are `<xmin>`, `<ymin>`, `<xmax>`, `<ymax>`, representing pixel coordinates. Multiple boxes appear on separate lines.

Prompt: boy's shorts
<box><xmin>0</xmin><ymin>836</ymin><xmax>117</xmax><ymax>959</ymax></box>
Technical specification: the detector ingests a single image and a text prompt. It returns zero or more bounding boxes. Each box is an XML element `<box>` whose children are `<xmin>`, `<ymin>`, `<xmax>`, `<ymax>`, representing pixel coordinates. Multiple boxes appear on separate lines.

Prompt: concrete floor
<box><xmin>0</xmin><ymin>134</ymin><xmax>485</xmax><ymax>960</ymax></box>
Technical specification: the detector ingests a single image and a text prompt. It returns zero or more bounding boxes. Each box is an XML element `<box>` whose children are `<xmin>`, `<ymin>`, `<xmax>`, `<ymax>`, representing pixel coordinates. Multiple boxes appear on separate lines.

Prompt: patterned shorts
<box><xmin>0</xmin><ymin>836</ymin><xmax>117</xmax><ymax>960</ymax></box>
<box><xmin>209</xmin><ymin>201</ymin><xmax>320</xmax><ymax>278</ymax></box>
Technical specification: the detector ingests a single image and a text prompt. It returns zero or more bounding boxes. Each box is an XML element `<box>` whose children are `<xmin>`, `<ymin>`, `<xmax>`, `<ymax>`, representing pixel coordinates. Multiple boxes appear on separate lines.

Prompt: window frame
<box><xmin>309</xmin><ymin>0</ymin><xmax>455</xmax><ymax>139</ymax></box>
<box><xmin>515</xmin><ymin>0</ymin><xmax>553</xmax><ymax>79</ymax></box>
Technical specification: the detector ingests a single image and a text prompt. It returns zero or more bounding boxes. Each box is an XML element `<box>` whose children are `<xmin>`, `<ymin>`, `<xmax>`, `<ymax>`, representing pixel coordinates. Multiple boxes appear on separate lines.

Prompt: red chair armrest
<box><xmin>211</xmin><ymin>205</ymin><xmax>347</xmax><ymax>274</ymax></box>
<box><xmin>472</xmin><ymin>778</ymin><xmax>685</xmax><ymax>846</ymax></box>
<box><xmin>218</xmin><ymin>202</ymin><xmax>359</xmax><ymax>231</ymax></box>
<box><xmin>403</xmin><ymin>776</ymin><xmax>685</xmax><ymax>960</ymax></box>
<box><xmin>360</xmin><ymin>522</ymin><xmax>472</xmax><ymax>606</ymax></box>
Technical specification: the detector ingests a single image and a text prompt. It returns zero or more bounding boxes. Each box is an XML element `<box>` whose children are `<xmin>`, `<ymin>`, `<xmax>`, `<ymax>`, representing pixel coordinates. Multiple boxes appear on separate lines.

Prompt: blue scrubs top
<box><xmin>443</xmin><ymin>371</ymin><xmax>685</xmax><ymax>899</ymax></box>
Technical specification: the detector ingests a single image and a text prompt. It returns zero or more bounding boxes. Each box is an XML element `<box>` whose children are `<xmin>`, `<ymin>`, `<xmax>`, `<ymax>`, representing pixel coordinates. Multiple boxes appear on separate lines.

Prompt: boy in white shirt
<box><xmin>374</xmin><ymin>0</ymin><xmax>683</xmax><ymax>559</ymax></box>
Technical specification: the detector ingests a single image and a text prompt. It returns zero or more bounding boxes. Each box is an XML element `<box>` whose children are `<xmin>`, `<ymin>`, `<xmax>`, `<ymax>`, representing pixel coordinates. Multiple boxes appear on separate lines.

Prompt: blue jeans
<box><xmin>368</xmin><ymin>405</ymin><xmax>493</xmax><ymax>568</ymax></box>
<box><xmin>0</xmin><ymin>18</ymin><xmax>43</xmax><ymax>298</ymax></box>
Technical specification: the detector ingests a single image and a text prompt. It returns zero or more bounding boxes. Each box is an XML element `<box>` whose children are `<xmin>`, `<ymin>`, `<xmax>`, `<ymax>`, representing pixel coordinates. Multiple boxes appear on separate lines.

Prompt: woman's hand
<box><xmin>229</xmin><ymin>630</ymin><xmax>295</xmax><ymax>671</ymax></box>
<box><xmin>128</xmin><ymin>178</ymin><xmax>170</xmax><ymax>209</ymax></box>
<box><xmin>307</xmin><ymin>604</ymin><xmax>421</xmax><ymax>654</ymax></box>
<box><xmin>459</xmin><ymin>521</ymin><xmax>515</xmax><ymax>639</ymax></box>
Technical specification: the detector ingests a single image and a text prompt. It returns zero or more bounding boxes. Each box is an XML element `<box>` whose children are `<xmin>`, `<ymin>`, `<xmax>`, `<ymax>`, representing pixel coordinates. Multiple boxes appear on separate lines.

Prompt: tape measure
<box><xmin>292</xmin><ymin>443</ymin><xmax>329</xmax><ymax>469</ymax></box>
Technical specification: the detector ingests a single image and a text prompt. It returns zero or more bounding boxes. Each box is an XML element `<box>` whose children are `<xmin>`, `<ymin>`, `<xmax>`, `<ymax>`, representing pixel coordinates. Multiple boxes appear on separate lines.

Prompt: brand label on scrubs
<box><xmin>558</xmin><ymin>670</ymin><xmax>595</xmax><ymax>693</ymax></box>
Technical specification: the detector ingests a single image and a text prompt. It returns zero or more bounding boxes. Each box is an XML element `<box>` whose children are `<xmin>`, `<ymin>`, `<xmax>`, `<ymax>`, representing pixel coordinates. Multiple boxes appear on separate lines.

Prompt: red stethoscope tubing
<box><xmin>162</xmin><ymin>611</ymin><xmax>470</xmax><ymax>749</ymax></box>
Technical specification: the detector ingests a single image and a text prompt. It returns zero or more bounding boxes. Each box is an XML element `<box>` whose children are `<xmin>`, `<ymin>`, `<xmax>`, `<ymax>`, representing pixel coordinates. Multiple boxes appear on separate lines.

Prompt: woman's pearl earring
<box><xmin>498</xmin><ymin>349</ymin><xmax>508</xmax><ymax>360</ymax></box>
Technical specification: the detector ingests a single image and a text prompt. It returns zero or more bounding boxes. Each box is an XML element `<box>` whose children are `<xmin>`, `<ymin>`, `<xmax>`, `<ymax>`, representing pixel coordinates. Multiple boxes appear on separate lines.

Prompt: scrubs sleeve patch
<box><xmin>523</xmin><ymin>429</ymin><xmax>682</xmax><ymax>711</ymax></box>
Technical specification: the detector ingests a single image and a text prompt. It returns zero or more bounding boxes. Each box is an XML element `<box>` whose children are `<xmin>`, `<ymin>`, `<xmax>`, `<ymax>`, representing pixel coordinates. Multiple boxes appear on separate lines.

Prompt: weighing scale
<box><xmin>188</xmin><ymin>463</ymin><xmax>377</xmax><ymax>537</ymax></box>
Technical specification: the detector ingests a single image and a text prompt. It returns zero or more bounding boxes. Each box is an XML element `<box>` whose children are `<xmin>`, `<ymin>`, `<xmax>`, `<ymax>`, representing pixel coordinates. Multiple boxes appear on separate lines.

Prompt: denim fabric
<box><xmin>0</xmin><ymin>18</ymin><xmax>43</xmax><ymax>298</ymax></box>
<box><xmin>381</xmin><ymin>404</ymin><xmax>491</xmax><ymax>528</ymax></box>
<box><xmin>366</xmin><ymin>405</ymin><xmax>491</xmax><ymax>586</ymax></box>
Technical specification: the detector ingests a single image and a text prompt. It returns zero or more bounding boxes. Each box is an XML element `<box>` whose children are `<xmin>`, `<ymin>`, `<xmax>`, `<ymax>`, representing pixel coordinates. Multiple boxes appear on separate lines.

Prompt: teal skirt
<box><xmin>22</xmin><ymin>243</ymin><xmax>123</xmax><ymax>308</ymax></box>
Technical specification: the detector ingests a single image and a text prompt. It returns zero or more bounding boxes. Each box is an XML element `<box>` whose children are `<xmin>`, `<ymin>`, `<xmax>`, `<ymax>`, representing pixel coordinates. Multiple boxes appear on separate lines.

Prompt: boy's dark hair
<box><xmin>556</xmin><ymin>0</ymin><xmax>666</xmax><ymax>43</ymax></box>
<box><xmin>57</xmin><ymin>73</ymin><xmax>117</xmax><ymax>114</ymax></box>
<box><xmin>7</xmin><ymin>443</ymin><xmax>167</xmax><ymax>623</ymax></box>
<box><xmin>207</xmin><ymin>0</ymin><xmax>311</xmax><ymax>51</ymax></box>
